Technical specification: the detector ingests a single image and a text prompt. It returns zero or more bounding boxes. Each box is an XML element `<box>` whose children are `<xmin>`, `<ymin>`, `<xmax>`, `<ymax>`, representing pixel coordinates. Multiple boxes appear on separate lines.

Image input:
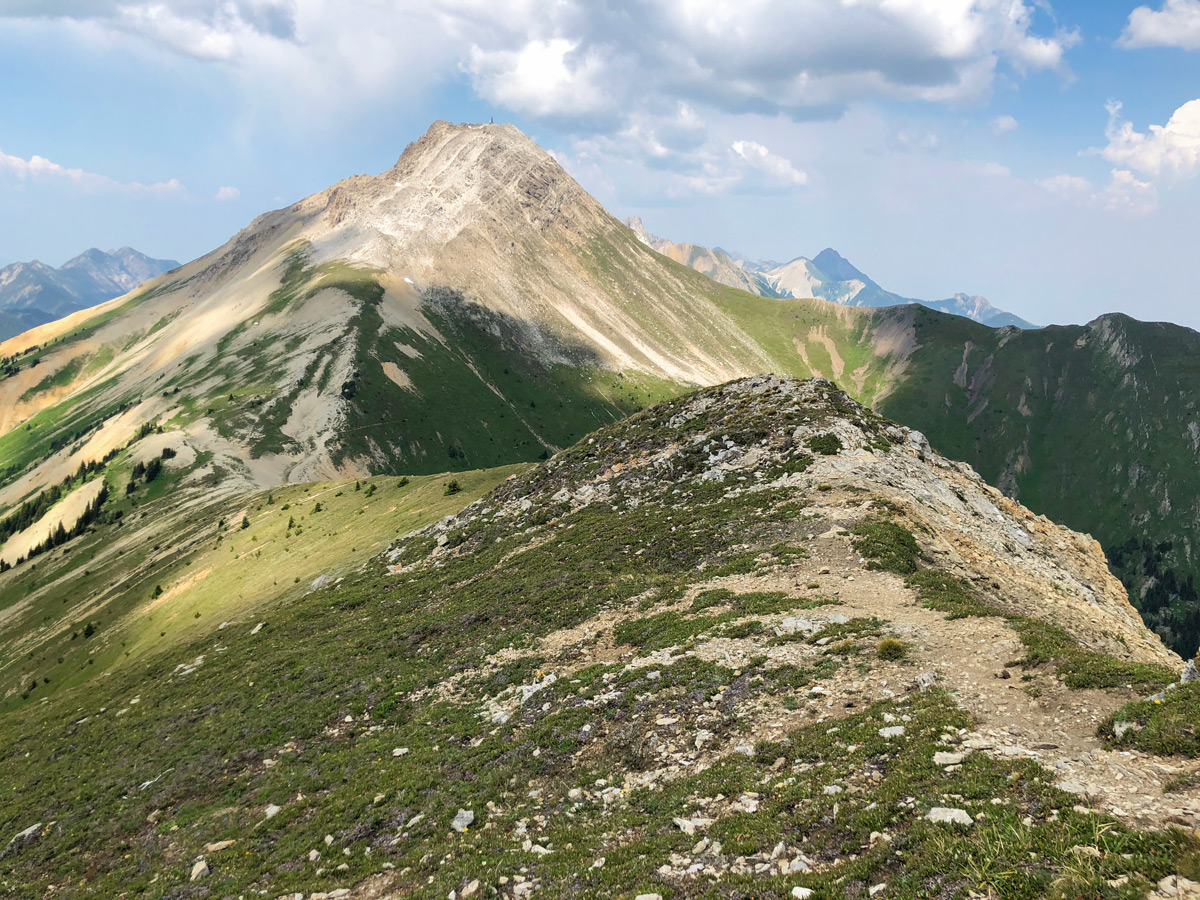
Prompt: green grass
<box><xmin>0</xmin><ymin>382</ymin><xmax>1197</xmax><ymax>899</ymax></box>
<box><xmin>0</xmin><ymin>465</ymin><xmax>524</xmax><ymax>712</ymax></box>
<box><xmin>1098</xmin><ymin>683</ymin><xmax>1200</xmax><ymax>757</ymax></box>
<box><xmin>852</xmin><ymin>521</ymin><xmax>923</xmax><ymax>576</ymax></box>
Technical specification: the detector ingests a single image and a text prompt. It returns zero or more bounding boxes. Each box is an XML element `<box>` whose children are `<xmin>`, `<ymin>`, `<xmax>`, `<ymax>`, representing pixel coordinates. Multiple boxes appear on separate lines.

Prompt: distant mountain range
<box><xmin>625</xmin><ymin>217</ymin><xmax>1036</xmax><ymax>330</ymax></box>
<box><xmin>0</xmin><ymin>248</ymin><xmax>179</xmax><ymax>341</ymax></box>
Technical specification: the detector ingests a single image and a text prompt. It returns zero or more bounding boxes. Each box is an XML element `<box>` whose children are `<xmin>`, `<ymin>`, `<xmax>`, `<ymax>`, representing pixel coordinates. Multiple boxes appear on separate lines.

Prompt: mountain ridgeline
<box><xmin>0</xmin><ymin>247</ymin><xmax>179</xmax><ymax>341</ymax></box>
<box><xmin>624</xmin><ymin>217</ymin><xmax>1037</xmax><ymax>329</ymax></box>
<box><xmin>0</xmin><ymin>121</ymin><xmax>1196</xmax><ymax>655</ymax></box>
<box><xmin>1</xmin><ymin>376</ymin><xmax>1197</xmax><ymax>899</ymax></box>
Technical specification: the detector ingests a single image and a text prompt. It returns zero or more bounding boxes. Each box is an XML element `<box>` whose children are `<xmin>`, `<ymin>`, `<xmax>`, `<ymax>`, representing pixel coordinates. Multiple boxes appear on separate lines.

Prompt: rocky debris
<box><xmin>672</xmin><ymin>816</ymin><xmax>713</xmax><ymax>835</ymax></box>
<box><xmin>933</xmin><ymin>751</ymin><xmax>966</xmax><ymax>766</ymax></box>
<box><xmin>451</xmin><ymin>809</ymin><xmax>475</xmax><ymax>832</ymax></box>
<box><xmin>925</xmin><ymin>807</ymin><xmax>974</xmax><ymax>826</ymax></box>
<box><xmin>203</xmin><ymin>839</ymin><xmax>234</xmax><ymax>853</ymax></box>
<box><xmin>310</xmin><ymin>574</ymin><xmax>335</xmax><ymax>591</ymax></box>
<box><xmin>914</xmin><ymin>671</ymin><xmax>938</xmax><ymax>692</ymax></box>
<box><xmin>879</xmin><ymin>726</ymin><xmax>905</xmax><ymax>739</ymax></box>
<box><xmin>1182</xmin><ymin>660</ymin><xmax>1199</xmax><ymax>684</ymax></box>
<box><xmin>172</xmin><ymin>655</ymin><xmax>205</xmax><ymax>677</ymax></box>
<box><xmin>190</xmin><ymin>858</ymin><xmax>210</xmax><ymax>881</ymax></box>
<box><xmin>264</xmin><ymin>804</ymin><xmax>282</xmax><ymax>818</ymax></box>
<box><xmin>1</xmin><ymin>822</ymin><xmax>51</xmax><ymax>860</ymax></box>
<box><xmin>1113</xmin><ymin>721</ymin><xmax>1141</xmax><ymax>739</ymax></box>
<box><xmin>1150</xmin><ymin>876</ymin><xmax>1200</xmax><ymax>899</ymax></box>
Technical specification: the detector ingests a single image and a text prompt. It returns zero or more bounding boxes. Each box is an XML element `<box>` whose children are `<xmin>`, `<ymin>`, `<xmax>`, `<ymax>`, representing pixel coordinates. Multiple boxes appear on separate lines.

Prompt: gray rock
<box><xmin>451</xmin><ymin>809</ymin><xmax>475</xmax><ymax>832</ymax></box>
<box><xmin>1</xmin><ymin>822</ymin><xmax>46</xmax><ymax>860</ymax></box>
<box><xmin>634</xmin><ymin>895</ymin><xmax>664</xmax><ymax>900</ymax></box>
<box><xmin>190</xmin><ymin>859</ymin><xmax>210</xmax><ymax>881</ymax></box>
<box><xmin>925</xmin><ymin>807</ymin><xmax>973</xmax><ymax>826</ymax></box>
<box><xmin>1113</xmin><ymin>721</ymin><xmax>1142</xmax><ymax>739</ymax></box>
<box><xmin>908</xmin><ymin>430</ymin><xmax>931</xmax><ymax>460</ymax></box>
<box><xmin>1058</xmin><ymin>781</ymin><xmax>1087</xmax><ymax>795</ymax></box>
<box><xmin>310</xmin><ymin>575</ymin><xmax>334</xmax><ymax>591</ymax></box>
<box><xmin>914</xmin><ymin>672</ymin><xmax>938</xmax><ymax>692</ymax></box>
<box><xmin>1182</xmin><ymin>660</ymin><xmax>1198</xmax><ymax>684</ymax></box>
<box><xmin>775</xmin><ymin>616</ymin><xmax>816</xmax><ymax>636</ymax></box>
<box><xmin>933</xmin><ymin>751</ymin><xmax>966</xmax><ymax>766</ymax></box>
<box><xmin>879</xmin><ymin>726</ymin><xmax>906</xmax><ymax>739</ymax></box>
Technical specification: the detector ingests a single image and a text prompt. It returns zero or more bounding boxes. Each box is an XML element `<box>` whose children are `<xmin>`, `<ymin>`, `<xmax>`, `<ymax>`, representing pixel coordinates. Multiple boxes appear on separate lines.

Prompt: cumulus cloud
<box><xmin>2</xmin><ymin>1</ymin><xmax>1081</xmax><ymax>206</ymax></box>
<box><xmin>464</xmin><ymin>38</ymin><xmax>613</xmax><ymax>123</ymax></box>
<box><xmin>1119</xmin><ymin>0</ymin><xmax>1200</xmax><ymax>50</ymax></box>
<box><xmin>992</xmin><ymin>115</ymin><xmax>1019</xmax><ymax>135</ymax></box>
<box><xmin>453</xmin><ymin>0</ymin><xmax>1076</xmax><ymax>127</ymax></box>
<box><xmin>6</xmin><ymin>1</ymin><xmax>1077</xmax><ymax>126</ymax></box>
<box><xmin>0</xmin><ymin>147</ymin><xmax>183</xmax><ymax>195</ymax></box>
<box><xmin>1102</xmin><ymin>167</ymin><xmax>1158</xmax><ymax>214</ymax></box>
<box><xmin>730</xmin><ymin>141</ymin><xmax>807</xmax><ymax>188</ymax></box>
<box><xmin>214</xmin><ymin>185</ymin><xmax>240</xmax><ymax>201</ymax></box>
<box><xmin>1038</xmin><ymin>168</ymin><xmax>1157</xmax><ymax>215</ymax></box>
<box><xmin>1100</xmin><ymin>98</ymin><xmax>1200</xmax><ymax>179</ymax></box>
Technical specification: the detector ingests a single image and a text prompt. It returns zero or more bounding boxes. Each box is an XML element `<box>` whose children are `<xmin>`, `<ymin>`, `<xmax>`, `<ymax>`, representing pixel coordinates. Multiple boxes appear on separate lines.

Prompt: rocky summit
<box><xmin>1</xmin><ymin>376</ymin><xmax>1197</xmax><ymax>899</ymax></box>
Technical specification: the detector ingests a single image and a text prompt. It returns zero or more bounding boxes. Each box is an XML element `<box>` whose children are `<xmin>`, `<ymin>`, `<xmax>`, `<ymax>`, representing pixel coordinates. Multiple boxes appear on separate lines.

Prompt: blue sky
<box><xmin>2</xmin><ymin>1</ymin><xmax>1199</xmax><ymax>328</ymax></box>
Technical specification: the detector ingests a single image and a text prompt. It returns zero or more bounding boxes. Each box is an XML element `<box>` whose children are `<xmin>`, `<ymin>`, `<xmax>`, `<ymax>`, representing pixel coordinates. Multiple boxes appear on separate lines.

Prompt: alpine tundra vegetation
<box><xmin>1</xmin><ymin>377</ymin><xmax>1198</xmax><ymax>899</ymax></box>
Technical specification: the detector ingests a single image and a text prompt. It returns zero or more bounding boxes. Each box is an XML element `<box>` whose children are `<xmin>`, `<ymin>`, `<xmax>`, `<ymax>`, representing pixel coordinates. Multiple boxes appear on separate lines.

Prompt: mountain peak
<box><xmin>812</xmin><ymin>248</ymin><xmax>874</xmax><ymax>286</ymax></box>
<box><xmin>296</xmin><ymin>120</ymin><xmax>597</xmax><ymax>275</ymax></box>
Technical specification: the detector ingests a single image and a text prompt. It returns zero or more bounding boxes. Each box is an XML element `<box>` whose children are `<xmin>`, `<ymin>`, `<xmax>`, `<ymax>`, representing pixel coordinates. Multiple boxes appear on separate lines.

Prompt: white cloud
<box><xmin>1100</xmin><ymin>98</ymin><xmax>1200</xmax><ymax>179</ymax></box>
<box><xmin>1102</xmin><ymin>167</ymin><xmax>1158</xmax><ymax>214</ymax></box>
<box><xmin>992</xmin><ymin>114</ymin><xmax>1019</xmax><ymax>135</ymax></box>
<box><xmin>464</xmin><ymin>38</ymin><xmax>613</xmax><ymax>122</ymax></box>
<box><xmin>1119</xmin><ymin>0</ymin><xmax>1200</xmax><ymax>50</ymax></box>
<box><xmin>8</xmin><ymin>1</ymin><xmax>1077</xmax><ymax>128</ymax></box>
<box><xmin>892</xmin><ymin>129</ymin><xmax>941</xmax><ymax>152</ymax></box>
<box><xmin>967</xmin><ymin>161</ymin><xmax>1011</xmax><ymax>177</ymax></box>
<box><xmin>730</xmin><ymin>141</ymin><xmax>807</xmax><ymax>188</ymax></box>
<box><xmin>0</xmin><ymin>147</ymin><xmax>183</xmax><ymax>195</ymax></box>
<box><xmin>214</xmin><ymin>185</ymin><xmax>240</xmax><ymax>201</ymax></box>
<box><xmin>1038</xmin><ymin>169</ymin><xmax>1157</xmax><ymax>215</ymax></box>
<box><xmin>1039</xmin><ymin>173</ymin><xmax>1092</xmax><ymax>195</ymax></box>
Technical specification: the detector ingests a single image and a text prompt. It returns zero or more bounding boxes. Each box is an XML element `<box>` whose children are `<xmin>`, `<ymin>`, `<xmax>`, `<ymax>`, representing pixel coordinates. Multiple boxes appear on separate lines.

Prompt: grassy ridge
<box><xmin>0</xmin><ymin>465</ymin><xmax>523</xmax><ymax>712</ymax></box>
<box><xmin>0</xmin><ymin>381</ymin><xmax>1196</xmax><ymax>899</ymax></box>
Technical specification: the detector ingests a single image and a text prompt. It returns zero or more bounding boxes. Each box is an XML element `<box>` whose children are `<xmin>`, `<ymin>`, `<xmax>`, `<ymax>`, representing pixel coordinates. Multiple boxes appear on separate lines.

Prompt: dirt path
<box><xmin>737</xmin><ymin>527</ymin><xmax>1200</xmax><ymax>835</ymax></box>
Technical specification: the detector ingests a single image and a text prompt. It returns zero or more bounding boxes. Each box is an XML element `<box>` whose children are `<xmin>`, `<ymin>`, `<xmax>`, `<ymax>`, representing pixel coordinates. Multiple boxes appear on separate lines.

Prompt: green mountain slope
<box><xmin>1</xmin><ymin>378</ymin><xmax>1193</xmax><ymax>899</ymax></box>
<box><xmin>873</xmin><ymin>311</ymin><xmax>1200</xmax><ymax>656</ymax></box>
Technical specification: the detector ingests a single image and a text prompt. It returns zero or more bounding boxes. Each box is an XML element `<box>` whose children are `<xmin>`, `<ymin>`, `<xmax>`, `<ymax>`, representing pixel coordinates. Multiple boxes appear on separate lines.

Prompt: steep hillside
<box><xmin>0</xmin><ymin>120</ymin><xmax>1197</xmax><ymax>658</ymax></box>
<box><xmin>0</xmin><ymin>247</ymin><xmax>178</xmax><ymax>340</ymax></box>
<box><xmin>876</xmin><ymin>311</ymin><xmax>1200</xmax><ymax>656</ymax></box>
<box><xmin>1</xmin><ymin>377</ymin><xmax>1196</xmax><ymax>900</ymax></box>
